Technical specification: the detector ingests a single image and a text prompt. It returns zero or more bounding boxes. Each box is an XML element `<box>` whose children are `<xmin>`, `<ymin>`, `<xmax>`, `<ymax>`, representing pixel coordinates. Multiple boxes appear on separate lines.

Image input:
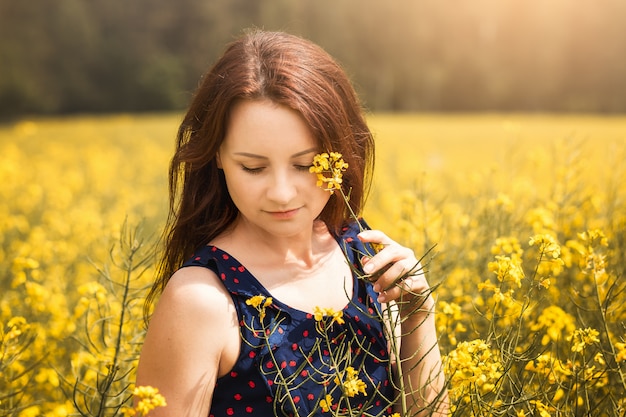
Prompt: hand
<box><xmin>357</xmin><ymin>230</ymin><xmax>433</xmax><ymax>312</ymax></box>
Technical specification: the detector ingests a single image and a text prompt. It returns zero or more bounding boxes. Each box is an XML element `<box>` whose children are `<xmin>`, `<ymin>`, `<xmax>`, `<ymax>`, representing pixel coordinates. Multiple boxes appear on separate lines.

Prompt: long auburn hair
<box><xmin>146</xmin><ymin>29</ymin><xmax>375</xmax><ymax>311</ymax></box>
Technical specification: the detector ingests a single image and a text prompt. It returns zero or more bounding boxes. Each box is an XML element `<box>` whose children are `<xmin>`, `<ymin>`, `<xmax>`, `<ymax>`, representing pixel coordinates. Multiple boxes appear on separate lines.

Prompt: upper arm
<box><xmin>135</xmin><ymin>266</ymin><xmax>238</xmax><ymax>416</ymax></box>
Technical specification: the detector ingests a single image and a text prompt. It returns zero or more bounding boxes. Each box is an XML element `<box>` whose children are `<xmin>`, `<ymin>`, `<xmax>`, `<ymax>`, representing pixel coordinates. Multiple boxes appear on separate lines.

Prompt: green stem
<box><xmin>591</xmin><ymin>255</ymin><xmax>626</xmax><ymax>392</ymax></box>
<box><xmin>390</xmin><ymin>304</ymin><xmax>408</xmax><ymax>416</ymax></box>
<box><xmin>339</xmin><ymin>189</ymin><xmax>365</xmax><ymax>234</ymax></box>
<box><xmin>261</xmin><ymin>318</ymin><xmax>301</xmax><ymax>417</ymax></box>
<box><xmin>95</xmin><ymin>227</ymin><xmax>137</xmax><ymax>417</ymax></box>
<box><xmin>339</xmin><ymin>186</ymin><xmax>407</xmax><ymax>415</ymax></box>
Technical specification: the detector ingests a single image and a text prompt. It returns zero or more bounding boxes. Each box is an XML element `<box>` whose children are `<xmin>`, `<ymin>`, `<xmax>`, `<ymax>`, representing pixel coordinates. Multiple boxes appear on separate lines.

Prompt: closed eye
<box><xmin>241</xmin><ymin>165</ymin><xmax>265</xmax><ymax>174</ymax></box>
<box><xmin>295</xmin><ymin>164</ymin><xmax>313</xmax><ymax>172</ymax></box>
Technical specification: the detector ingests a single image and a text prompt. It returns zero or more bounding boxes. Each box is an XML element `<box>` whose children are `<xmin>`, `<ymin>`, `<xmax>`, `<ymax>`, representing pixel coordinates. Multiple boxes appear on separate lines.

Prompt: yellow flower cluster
<box><xmin>529</xmin><ymin>233</ymin><xmax>565</xmax><ymax>281</ymax></box>
<box><xmin>335</xmin><ymin>366</ymin><xmax>367</xmax><ymax>398</ymax></box>
<box><xmin>245</xmin><ymin>295</ymin><xmax>273</xmax><ymax>321</ymax></box>
<box><xmin>436</xmin><ymin>301</ymin><xmax>467</xmax><ymax>346</ymax></box>
<box><xmin>578</xmin><ymin>229</ymin><xmax>609</xmax><ymax>249</ymax></box>
<box><xmin>528</xmin><ymin>234</ymin><xmax>561</xmax><ymax>259</ymax></box>
<box><xmin>3</xmin><ymin>114</ymin><xmax>626</xmax><ymax>415</ymax></box>
<box><xmin>524</xmin><ymin>352</ymin><xmax>572</xmax><ymax>384</ymax></box>
<box><xmin>0</xmin><ymin>116</ymin><xmax>170</xmax><ymax>414</ymax></box>
<box><xmin>491</xmin><ymin>236</ymin><xmax>522</xmax><ymax>254</ymax></box>
<box><xmin>313</xmin><ymin>306</ymin><xmax>345</xmax><ymax>326</ymax></box>
<box><xmin>319</xmin><ymin>394</ymin><xmax>334</xmax><ymax>412</ymax></box>
<box><xmin>444</xmin><ymin>339</ymin><xmax>503</xmax><ymax>397</ymax></box>
<box><xmin>124</xmin><ymin>386</ymin><xmax>167</xmax><ymax>416</ymax></box>
<box><xmin>4</xmin><ymin>316</ymin><xmax>30</xmax><ymax>340</ymax></box>
<box><xmin>529</xmin><ymin>399</ymin><xmax>554</xmax><ymax>417</ymax></box>
<box><xmin>309</xmin><ymin>152</ymin><xmax>349</xmax><ymax>193</ymax></box>
<box><xmin>304</xmin><ymin>367</ymin><xmax>369</xmax><ymax>413</ymax></box>
<box><xmin>488</xmin><ymin>255</ymin><xmax>524</xmax><ymax>286</ymax></box>
<box><xmin>391</xmin><ymin>120</ymin><xmax>625</xmax><ymax>414</ymax></box>
<box><xmin>530</xmin><ymin>305</ymin><xmax>576</xmax><ymax>346</ymax></box>
<box><xmin>568</xmin><ymin>327</ymin><xmax>600</xmax><ymax>353</ymax></box>
<box><xmin>246</xmin><ymin>294</ymin><xmax>272</xmax><ymax>308</ymax></box>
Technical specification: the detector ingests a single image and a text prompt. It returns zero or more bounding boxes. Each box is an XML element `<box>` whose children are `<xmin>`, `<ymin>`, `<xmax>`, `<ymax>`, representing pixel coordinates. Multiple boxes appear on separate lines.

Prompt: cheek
<box><xmin>315</xmin><ymin>187</ymin><xmax>333</xmax><ymax>208</ymax></box>
<box><xmin>305</xmin><ymin>173</ymin><xmax>332</xmax><ymax>202</ymax></box>
<box><xmin>221</xmin><ymin>169</ymin><xmax>251</xmax><ymax>200</ymax></box>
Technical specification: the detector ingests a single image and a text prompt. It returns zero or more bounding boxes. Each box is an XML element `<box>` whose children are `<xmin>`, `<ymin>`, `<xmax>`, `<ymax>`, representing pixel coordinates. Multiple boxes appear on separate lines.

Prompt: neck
<box><xmin>220</xmin><ymin>219</ymin><xmax>333</xmax><ymax>269</ymax></box>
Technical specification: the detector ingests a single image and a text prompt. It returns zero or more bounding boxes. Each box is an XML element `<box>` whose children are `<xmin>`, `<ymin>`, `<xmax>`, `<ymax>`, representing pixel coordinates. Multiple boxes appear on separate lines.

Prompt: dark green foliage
<box><xmin>1</xmin><ymin>0</ymin><xmax>626</xmax><ymax>118</ymax></box>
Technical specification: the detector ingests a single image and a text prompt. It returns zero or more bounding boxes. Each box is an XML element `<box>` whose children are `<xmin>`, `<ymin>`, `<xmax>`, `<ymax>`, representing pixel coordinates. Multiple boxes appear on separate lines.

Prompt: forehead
<box><xmin>223</xmin><ymin>100</ymin><xmax>319</xmax><ymax>152</ymax></box>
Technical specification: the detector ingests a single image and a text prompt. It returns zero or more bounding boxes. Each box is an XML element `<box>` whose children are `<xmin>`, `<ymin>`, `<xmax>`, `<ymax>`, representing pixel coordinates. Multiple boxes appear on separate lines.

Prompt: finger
<box><xmin>358</xmin><ymin>229</ymin><xmax>394</xmax><ymax>258</ymax></box>
<box><xmin>362</xmin><ymin>257</ymin><xmax>393</xmax><ymax>282</ymax></box>
<box><xmin>371</xmin><ymin>260</ymin><xmax>416</xmax><ymax>292</ymax></box>
<box><xmin>375</xmin><ymin>265</ymin><xmax>429</xmax><ymax>303</ymax></box>
<box><xmin>362</xmin><ymin>244</ymin><xmax>414</xmax><ymax>276</ymax></box>
<box><xmin>376</xmin><ymin>277</ymin><xmax>423</xmax><ymax>303</ymax></box>
<box><xmin>357</xmin><ymin>229</ymin><xmax>394</xmax><ymax>246</ymax></box>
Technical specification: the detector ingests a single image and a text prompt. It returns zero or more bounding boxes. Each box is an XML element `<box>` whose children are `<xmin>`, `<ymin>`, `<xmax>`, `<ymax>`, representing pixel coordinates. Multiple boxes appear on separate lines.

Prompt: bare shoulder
<box><xmin>146</xmin><ymin>266</ymin><xmax>234</xmax><ymax>333</ymax></box>
<box><xmin>158</xmin><ymin>266</ymin><xmax>233</xmax><ymax>316</ymax></box>
<box><xmin>136</xmin><ymin>266</ymin><xmax>238</xmax><ymax>415</ymax></box>
<box><xmin>144</xmin><ymin>265</ymin><xmax>238</xmax><ymax>352</ymax></box>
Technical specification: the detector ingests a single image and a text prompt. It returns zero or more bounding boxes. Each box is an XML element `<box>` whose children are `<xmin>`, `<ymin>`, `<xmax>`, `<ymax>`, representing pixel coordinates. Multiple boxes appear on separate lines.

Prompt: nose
<box><xmin>266</xmin><ymin>169</ymin><xmax>297</xmax><ymax>205</ymax></box>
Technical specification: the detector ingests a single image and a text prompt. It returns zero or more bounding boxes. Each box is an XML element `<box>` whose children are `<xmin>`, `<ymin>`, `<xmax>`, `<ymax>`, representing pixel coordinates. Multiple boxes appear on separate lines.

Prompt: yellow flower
<box><xmin>124</xmin><ymin>386</ymin><xmax>167</xmax><ymax>416</ymax></box>
<box><xmin>334</xmin><ymin>366</ymin><xmax>367</xmax><ymax>398</ymax></box>
<box><xmin>525</xmin><ymin>352</ymin><xmax>572</xmax><ymax>384</ymax></box>
<box><xmin>330</xmin><ymin>310</ymin><xmax>344</xmax><ymax>325</ymax></box>
<box><xmin>530</xmin><ymin>305</ymin><xmax>576</xmax><ymax>346</ymax></box>
<box><xmin>310</xmin><ymin>152</ymin><xmax>348</xmax><ymax>193</ymax></box>
<box><xmin>615</xmin><ymin>342</ymin><xmax>626</xmax><ymax>362</ymax></box>
<box><xmin>440</xmin><ymin>301</ymin><xmax>462</xmax><ymax>318</ymax></box>
<box><xmin>246</xmin><ymin>295</ymin><xmax>272</xmax><ymax>321</ymax></box>
<box><xmin>491</xmin><ymin>236</ymin><xmax>523</xmax><ymax>258</ymax></box>
<box><xmin>35</xmin><ymin>367</ymin><xmax>60</xmax><ymax>387</ymax></box>
<box><xmin>525</xmin><ymin>207</ymin><xmax>555</xmax><ymax>234</ymax></box>
<box><xmin>6</xmin><ymin>316</ymin><xmax>30</xmax><ymax>340</ymax></box>
<box><xmin>529</xmin><ymin>233</ymin><xmax>565</xmax><ymax>279</ymax></box>
<box><xmin>246</xmin><ymin>295</ymin><xmax>266</xmax><ymax>308</ymax></box>
<box><xmin>594</xmin><ymin>352</ymin><xmax>606</xmax><ymax>366</ymax></box>
<box><xmin>343</xmin><ymin>377</ymin><xmax>367</xmax><ymax>397</ymax></box>
<box><xmin>477</xmin><ymin>280</ymin><xmax>496</xmax><ymax>292</ymax></box>
<box><xmin>538</xmin><ymin>278</ymin><xmax>551</xmax><ymax>289</ymax></box>
<box><xmin>552</xmin><ymin>387</ymin><xmax>565</xmax><ymax>402</ymax></box>
<box><xmin>529</xmin><ymin>234</ymin><xmax>561</xmax><ymax>259</ymax></box>
<box><xmin>578</xmin><ymin>229</ymin><xmax>608</xmax><ymax>249</ymax></box>
<box><xmin>313</xmin><ymin>306</ymin><xmax>345</xmax><ymax>325</ymax></box>
<box><xmin>568</xmin><ymin>327</ymin><xmax>600</xmax><ymax>353</ymax></box>
<box><xmin>11</xmin><ymin>256</ymin><xmax>40</xmax><ymax>271</ymax></box>
<box><xmin>19</xmin><ymin>406</ymin><xmax>41</xmax><ymax>417</ymax></box>
<box><xmin>444</xmin><ymin>339</ymin><xmax>503</xmax><ymax>398</ymax></box>
<box><xmin>488</xmin><ymin>255</ymin><xmax>525</xmax><ymax>287</ymax></box>
<box><xmin>319</xmin><ymin>394</ymin><xmax>333</xmax><ymax>412</ymax></box>
<box><xmin>529</xmin><ymin>399</ymin><xmax>553</xmax><ymax>417</ymax></box>
<box><xmin>313</xmin><ymin>306</ymin><xmax>325</xmax><ymax>321</ymax></box>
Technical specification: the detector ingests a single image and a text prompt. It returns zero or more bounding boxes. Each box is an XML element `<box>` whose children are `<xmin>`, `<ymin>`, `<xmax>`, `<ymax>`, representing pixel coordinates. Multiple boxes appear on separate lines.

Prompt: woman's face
<box><xmin>218</xmin><ymin>100</ymin><xmax>331</xmax><ymax>239</ymax></box>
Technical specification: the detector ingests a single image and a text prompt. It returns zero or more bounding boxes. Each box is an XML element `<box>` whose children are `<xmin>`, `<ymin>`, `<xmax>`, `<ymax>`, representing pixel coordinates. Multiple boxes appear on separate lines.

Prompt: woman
<box><xmin>136</xmin><ymin>29</ymin><xmax>447</xmax><ymax>416</ymax></box>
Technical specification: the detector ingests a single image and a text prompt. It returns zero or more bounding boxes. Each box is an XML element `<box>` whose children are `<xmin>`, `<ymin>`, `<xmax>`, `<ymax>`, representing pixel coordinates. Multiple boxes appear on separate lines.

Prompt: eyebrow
<box><xmin>233</xmin><ymin>147</ymin><xmax>318</xmax><ymax>159</ymax></box>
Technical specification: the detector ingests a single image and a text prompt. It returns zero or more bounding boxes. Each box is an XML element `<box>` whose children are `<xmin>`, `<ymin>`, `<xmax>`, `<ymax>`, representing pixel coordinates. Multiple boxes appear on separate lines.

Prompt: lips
<box><xmin>266</xmin><ymin>208</ymin><xmax>300</xmax><ymax>219</ymax></box>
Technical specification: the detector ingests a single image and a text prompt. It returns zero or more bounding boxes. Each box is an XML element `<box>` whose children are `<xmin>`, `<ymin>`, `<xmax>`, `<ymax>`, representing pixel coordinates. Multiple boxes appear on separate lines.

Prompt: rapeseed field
<box><xmin>1</xmin><ymin>113</ymin><xmax>625</xmax><ymax>416</ymax></box>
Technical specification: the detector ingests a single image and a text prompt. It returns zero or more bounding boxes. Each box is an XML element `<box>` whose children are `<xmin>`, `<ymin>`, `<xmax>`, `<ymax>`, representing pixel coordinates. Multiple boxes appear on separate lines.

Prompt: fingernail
<box><xmin>363</xmin><ymin>263</ymin><xmax>374</xmax><ymax>273</ymax></box>
<box><xmin>373</xmin><ymin>284</ymin><xmax>380</xmax><ymax>293</ymax></box>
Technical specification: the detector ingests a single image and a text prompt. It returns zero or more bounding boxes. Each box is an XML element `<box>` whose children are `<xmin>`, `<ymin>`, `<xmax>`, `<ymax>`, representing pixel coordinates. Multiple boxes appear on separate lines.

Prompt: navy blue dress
<box><xmin>182</xmin><ymin>221</ymin><xmax>395</xmax><ymax>417</ymax></box>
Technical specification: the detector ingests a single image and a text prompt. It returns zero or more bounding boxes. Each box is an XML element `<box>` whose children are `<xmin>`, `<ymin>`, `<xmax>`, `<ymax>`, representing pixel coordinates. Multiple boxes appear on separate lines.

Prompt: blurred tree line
<box><xmin>1</xmin><ymin>0</ymin><xmax>625</xmax><ymax>118</ymax></box>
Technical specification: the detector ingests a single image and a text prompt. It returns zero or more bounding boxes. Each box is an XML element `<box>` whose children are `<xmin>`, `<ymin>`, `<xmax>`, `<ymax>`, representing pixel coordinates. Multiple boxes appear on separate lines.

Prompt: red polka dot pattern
<box><xmin>184</xmin><ymin>220</ymin><xmax>394</xmax><ymax>416</ymax></box>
